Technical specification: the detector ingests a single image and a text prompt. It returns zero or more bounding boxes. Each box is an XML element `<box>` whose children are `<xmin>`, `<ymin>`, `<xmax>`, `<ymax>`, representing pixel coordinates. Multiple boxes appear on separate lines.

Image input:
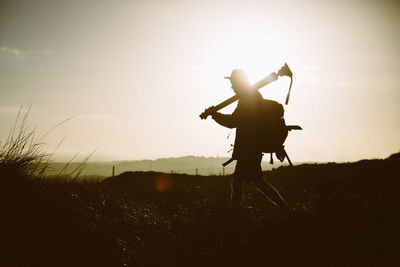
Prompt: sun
<box><xmin>212</xmin><ymin>32</ymin><xmax>291</xmax><ymax>102</ymax></box>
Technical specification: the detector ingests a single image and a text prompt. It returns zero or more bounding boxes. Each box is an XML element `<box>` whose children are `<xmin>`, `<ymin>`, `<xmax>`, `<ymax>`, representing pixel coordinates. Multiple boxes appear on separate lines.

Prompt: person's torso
<box><xmin>232</xmin><ymin>93</ymin><xmax>264</xmax><ymax>159</ymax></box>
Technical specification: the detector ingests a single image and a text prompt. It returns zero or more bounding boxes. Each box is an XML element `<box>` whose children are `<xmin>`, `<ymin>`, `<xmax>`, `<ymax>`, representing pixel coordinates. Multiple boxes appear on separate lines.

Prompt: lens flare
<box><xmin>154</xmin><ymin>174</ymin><xmax>173</xmax><ymax>193</ymax></box>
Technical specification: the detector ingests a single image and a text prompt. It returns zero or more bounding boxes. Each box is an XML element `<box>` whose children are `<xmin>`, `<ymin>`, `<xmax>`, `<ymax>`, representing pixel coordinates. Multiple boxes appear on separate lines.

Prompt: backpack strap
<box><xmin>283</xmin><ymin>148</ymin><xmax>294</xmax><ymax>167</ymax></box>
<box><xmin>270</xmin><ymin>153</ymin><xmax>274</xmax><ymax>164</ymax></box>
<box><xmin>285</xmin><ymin>76</ymin><xmax>293</xmax><ymax>105</ymax></box>
<box><xmin>275</xmin><ymin>146</ymin><xmax>294</xmax><ymax>167</ymax></box>
<box><xmin>222</xmin><ymin>157</ymin><xmax>235</xmax><ymax>167</ymax></box>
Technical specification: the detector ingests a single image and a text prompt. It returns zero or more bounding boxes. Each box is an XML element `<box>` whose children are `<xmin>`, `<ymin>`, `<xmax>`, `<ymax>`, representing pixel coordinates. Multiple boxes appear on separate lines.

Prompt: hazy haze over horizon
<box><xmin>1</xmin><ymin>0</ymin><xmax>399</xmax><ymax>162</ymax></box>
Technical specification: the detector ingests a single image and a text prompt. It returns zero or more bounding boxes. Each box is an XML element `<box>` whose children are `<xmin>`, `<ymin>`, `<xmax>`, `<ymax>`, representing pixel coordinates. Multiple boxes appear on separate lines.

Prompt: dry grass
<box><xmin>0</xmin><ymin>105</ymin><xmax>95</xmax><ymax>179</ymax></box>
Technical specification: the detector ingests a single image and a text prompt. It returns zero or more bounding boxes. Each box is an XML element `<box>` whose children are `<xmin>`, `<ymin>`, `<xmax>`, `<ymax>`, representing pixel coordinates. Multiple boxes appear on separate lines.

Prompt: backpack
<box><xmin>222</xmin><ymin>98</ymin><xmax>301</xmax><ymax>167</ymax></box>
<box><xmin>256</xmin><ymin>99</ymin><xmax>300</xmax><ymax>164</ymax></box>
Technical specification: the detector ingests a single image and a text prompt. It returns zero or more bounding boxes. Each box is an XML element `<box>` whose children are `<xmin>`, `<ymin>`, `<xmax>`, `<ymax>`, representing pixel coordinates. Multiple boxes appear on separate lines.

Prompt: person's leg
<box><xmin>253</xmin><ymin>174</ymin><xmax>290</xmax><ymax>209</ymax></box>
<box><xmin>230</xmin><ymin>176</ymin><xmax>243</xmax><ymax>210</ymax></box>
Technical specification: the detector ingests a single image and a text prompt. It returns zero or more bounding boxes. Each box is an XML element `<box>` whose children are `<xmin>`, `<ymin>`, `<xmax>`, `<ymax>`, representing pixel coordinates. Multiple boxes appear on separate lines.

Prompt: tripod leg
<box><xmin>284</xmin><ymin>149</ymin><xmax>294</xmax><ymax>167</ymax></box>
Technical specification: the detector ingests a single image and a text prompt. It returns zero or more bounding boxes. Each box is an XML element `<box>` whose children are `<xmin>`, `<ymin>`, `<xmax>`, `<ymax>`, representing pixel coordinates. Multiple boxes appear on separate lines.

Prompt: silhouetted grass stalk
<box><xmin>70</xmin><ymin>150</ymin><xmax>97</xmax><ymax>182</ymax></box>
<box><xmin>0</xmin><ymin>105</ymin><xmax>73</xmax><ymax>177</ymax></box>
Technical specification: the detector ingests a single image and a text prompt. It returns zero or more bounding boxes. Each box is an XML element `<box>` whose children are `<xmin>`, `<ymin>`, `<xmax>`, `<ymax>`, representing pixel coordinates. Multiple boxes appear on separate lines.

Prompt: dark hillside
<box><xmin>1</xmin><ymin>153</ymin><xmax>399</xmax><ymax>266</ymax></box>
<box><xmin>0</xmin><ymin>166</ymin><xmax>122</xmax><ymax>266</ymax></box>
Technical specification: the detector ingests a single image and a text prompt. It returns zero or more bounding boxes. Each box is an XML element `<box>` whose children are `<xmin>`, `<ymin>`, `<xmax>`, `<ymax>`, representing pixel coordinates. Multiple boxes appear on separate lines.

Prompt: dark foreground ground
<box><xmin>1</xmin><ymin>153</ymin><xmax>399</xmax><ymax>266</ymax></box>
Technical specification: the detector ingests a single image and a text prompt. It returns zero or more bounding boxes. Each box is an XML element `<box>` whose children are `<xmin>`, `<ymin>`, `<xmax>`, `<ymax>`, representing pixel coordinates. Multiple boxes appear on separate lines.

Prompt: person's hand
<box><xmin>207</xmin><ymin>106</ymin><xmax>217</xmax><ymax>115</ymax></box>
<box><xmin>199</xmin><ymin>106</ymin><xmax>217</xmax><ymax>120</ymax></box>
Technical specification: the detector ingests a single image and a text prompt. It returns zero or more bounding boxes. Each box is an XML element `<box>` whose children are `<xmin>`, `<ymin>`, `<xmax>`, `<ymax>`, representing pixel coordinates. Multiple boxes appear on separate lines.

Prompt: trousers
<box><xmin>231</xmin><ymin>154</ymin><xmax>289</xmax><ymax>209</ymax></box>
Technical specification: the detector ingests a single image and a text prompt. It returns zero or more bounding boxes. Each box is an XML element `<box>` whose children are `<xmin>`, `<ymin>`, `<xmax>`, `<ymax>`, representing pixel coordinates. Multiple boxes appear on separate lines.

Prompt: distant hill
<box><xmin>46</xmin><ymin>155</ymin><xmax>287</xmax><ymax>176</ymax></box>
<box><xmin>102</xmin><ymin>152</ymin><xmax>400</xmax><ymax>205</ymax></box>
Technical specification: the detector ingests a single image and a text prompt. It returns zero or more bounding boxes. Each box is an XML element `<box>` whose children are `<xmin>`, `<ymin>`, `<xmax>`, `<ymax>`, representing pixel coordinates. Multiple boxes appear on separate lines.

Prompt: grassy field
<box><xmin>1</xmin><ymin>152</ymin><xmax>399</xmax><ymax>266</ymax></box>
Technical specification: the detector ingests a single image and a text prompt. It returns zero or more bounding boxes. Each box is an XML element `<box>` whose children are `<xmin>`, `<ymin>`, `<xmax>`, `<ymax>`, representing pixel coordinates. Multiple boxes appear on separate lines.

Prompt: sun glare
<box><xmin>220</xmin><ymin>33</ymin><xmax>285</xmax><ymax>78</ymax></box>
<box><xmin>209</xmin><ymin>30</ymin><xmax>291</xmax><ymax>103</ymax></box>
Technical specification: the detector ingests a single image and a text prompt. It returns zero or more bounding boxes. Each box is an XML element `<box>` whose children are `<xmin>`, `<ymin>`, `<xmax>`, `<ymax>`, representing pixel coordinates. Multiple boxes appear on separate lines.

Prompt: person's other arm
<box><xmin>211</xmin><ymin>107</ymin><xmax>238</xmax><ymax>129</ymax></box>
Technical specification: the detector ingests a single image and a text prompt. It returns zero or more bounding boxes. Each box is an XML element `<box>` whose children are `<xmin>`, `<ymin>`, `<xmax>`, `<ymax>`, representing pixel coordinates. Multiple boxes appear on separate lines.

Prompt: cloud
<box><xmin>0</xmin><ymin>46</ymin><xmax>23</xmax><ymax>56</ymax></box>
<box><xmin>0</xmin><ymin>46</ymin><xmax>52</xmax><ymax>57</ymax></box>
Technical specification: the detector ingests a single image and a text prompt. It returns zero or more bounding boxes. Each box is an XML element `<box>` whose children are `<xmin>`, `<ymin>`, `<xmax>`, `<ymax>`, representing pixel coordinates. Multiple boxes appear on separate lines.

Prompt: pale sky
<box><xmin>1</xmin><ymin>0</ymin><xmax>399</xmax><ymax>162</ymax></box>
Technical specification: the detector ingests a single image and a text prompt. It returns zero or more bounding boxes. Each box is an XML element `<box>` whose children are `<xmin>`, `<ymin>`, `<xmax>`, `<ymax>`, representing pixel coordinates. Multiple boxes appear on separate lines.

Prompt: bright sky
<box><xmin>1</xmin><ymin>0</ymin><xmax>399</xmax><ymax>162</ymax></box>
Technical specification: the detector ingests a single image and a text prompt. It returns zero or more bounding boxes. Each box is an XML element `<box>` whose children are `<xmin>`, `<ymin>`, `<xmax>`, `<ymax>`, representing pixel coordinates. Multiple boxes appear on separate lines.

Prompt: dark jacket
<box><xmin>212</xmin><ymin>92</ymin><xmax>264</xmax><ymax>160</ymax></box>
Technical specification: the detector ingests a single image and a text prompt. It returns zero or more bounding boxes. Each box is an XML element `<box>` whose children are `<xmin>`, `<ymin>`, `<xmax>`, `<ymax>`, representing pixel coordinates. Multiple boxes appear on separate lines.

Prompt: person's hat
<box><xmin>224</xmin><ymin>69</ymin><xmax>248</xmax><ymax>83</ymax></box>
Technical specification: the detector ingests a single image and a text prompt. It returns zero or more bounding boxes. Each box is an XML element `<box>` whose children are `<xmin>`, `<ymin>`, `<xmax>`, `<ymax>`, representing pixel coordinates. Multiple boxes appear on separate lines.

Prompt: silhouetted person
<box><xmin>208</xmin><ymin>69</ymin><xmax>290</xmax><ymax>212</ymax></box>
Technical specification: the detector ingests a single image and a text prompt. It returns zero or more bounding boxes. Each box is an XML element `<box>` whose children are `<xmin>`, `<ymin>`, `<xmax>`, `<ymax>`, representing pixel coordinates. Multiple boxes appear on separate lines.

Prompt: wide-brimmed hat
<box><xmin>224</xmin><ymin>69</ymin><xmax>248</xmax><ymax>83</ymax></box>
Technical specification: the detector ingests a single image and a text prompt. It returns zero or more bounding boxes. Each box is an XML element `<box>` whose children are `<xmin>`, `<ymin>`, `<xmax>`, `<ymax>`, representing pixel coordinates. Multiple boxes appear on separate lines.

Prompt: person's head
<box><xmin>224</xmin><ymin>69</ymin><xmax>250</xmax><ymax>97</ymax></box>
